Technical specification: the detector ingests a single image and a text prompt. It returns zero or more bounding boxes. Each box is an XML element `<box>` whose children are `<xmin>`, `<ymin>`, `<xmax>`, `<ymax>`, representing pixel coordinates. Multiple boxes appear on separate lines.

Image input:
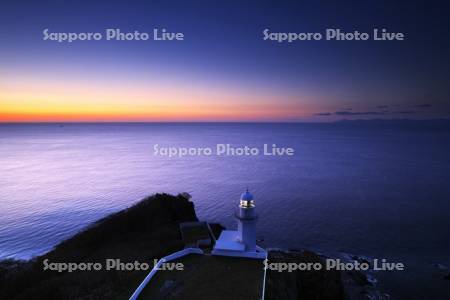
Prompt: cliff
<box><xmin>0</xmin><ymin>193</ymin><xmax>198</xmax><ymax>299</ymax></box>
<box><xmin>0</xmin><ymin>193</ymin><xmax>377</xmax><ymax>299</ymax></box>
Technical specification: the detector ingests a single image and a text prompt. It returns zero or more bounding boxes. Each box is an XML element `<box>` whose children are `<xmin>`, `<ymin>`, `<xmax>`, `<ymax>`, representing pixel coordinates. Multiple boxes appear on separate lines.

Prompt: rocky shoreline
<box><xmin>0</xmin><ymin>193</ymin><xmax>383</xmax><ymax>299</ymax></box>
<box><xmin>265</xmin><ymin>250</ymin><xmax>389</xmax><ymax>300</ymax></box>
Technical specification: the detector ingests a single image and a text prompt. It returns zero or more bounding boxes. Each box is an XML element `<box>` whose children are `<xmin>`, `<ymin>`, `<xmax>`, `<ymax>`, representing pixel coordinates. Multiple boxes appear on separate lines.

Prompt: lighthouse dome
<box><xmin>241</xmin><ymin>190</ymin><xmax>254</xmax><ymax>201</ymax></box>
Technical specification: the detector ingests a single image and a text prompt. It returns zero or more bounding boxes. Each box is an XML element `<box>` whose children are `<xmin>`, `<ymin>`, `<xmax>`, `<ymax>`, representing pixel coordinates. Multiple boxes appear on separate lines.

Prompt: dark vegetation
<box><xmin>266</xmin><ymin>250</ymin><xmax>345</xmax><ymax>300</ymax></box>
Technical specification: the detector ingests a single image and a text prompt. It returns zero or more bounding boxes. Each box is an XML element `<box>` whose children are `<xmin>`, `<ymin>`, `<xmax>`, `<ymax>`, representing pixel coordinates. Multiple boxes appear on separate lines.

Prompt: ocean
<box><xmin>0</xmin><ymin>122</ymin><xmax>449</xmax><ymax>298</ymax></box>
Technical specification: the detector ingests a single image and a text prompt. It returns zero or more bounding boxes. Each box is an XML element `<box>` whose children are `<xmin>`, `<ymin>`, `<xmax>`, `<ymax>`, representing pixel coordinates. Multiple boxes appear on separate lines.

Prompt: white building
<box><xmin>211</xmin><ymin>189</ymin><xmax>266</xmax><ymax>259</ymax></box>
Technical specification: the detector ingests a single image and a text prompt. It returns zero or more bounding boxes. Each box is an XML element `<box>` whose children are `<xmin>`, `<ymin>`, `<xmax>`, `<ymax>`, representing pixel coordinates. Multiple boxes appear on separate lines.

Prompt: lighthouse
<box><xmin>211</xmin><ymin>189</ymin><xmax>266</xmax><ymax>259</ymax></box>
<box><xmin>236</xmin><ymin>189</ymin><xmax>257</xmax><ymax>251</ymax></box>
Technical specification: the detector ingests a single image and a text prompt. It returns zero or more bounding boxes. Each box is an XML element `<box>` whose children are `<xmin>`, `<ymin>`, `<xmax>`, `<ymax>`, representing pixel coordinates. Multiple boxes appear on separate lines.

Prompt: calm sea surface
<box><xmin>0</xmin><ymin>122</ymin><xmax>449</xmax><ymax>298</ymax></box>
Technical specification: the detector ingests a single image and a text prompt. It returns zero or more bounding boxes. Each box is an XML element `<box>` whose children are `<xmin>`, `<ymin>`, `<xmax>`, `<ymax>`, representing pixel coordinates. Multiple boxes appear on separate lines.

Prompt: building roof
<box><xmin>213</xmin><ymin>230</ymin><xmax>245</xmax><ymax>251</ymax></box>
<box><xmin>179</xmin><ymin>222</ymin><xmax>212</xmax><ymax>247</ymax></box>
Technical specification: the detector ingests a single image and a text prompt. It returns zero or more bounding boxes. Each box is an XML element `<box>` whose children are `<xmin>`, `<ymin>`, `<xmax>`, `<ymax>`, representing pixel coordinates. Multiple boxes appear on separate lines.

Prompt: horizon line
<box><xmin>1</xmin><ymin>118</ymin><xmax>449</xmax><ymax>125</ymax></box>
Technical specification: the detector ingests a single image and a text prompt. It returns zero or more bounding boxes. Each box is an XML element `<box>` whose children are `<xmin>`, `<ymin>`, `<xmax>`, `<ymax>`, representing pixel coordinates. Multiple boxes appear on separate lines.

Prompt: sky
<box><xmin>1</xmin><ymin>0</ymin><xmax>449</xmax><ymax>122</ymax></box>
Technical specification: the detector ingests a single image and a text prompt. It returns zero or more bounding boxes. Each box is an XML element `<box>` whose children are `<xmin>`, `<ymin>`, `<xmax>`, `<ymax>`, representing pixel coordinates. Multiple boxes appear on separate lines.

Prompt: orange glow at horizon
<box><xmin>0</xmin><ymin>75</ymin><xmax>316</xmax><ymax>122</ymax></box>
<box><xmin>0</xmin><ymin>103</ymin><xmax>309</xmax><ymax>122</ymax></box>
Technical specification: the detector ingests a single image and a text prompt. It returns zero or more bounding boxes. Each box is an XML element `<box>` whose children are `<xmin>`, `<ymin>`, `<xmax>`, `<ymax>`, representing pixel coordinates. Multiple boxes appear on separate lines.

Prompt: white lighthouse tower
<box><xmin>237</xmin><ymin>189</ymin><xmax>257</xmax><ymax>251</ymax></box>
<box><xmin>212</xmin><ymin>189</ymin><xmax>266</xmax><ymax>259</ymax></box>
